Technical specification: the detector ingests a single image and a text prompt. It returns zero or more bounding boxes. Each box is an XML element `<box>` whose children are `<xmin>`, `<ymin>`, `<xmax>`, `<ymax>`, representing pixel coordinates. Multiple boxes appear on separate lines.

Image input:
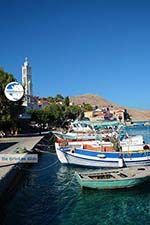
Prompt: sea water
<box><xmin>1</xmin><ymin>126</ymin><xmax>150</xmax><ymax>225</ymax></box>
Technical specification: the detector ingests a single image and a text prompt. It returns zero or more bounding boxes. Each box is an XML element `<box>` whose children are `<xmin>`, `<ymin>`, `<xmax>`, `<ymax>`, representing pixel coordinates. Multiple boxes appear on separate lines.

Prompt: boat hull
<box><xmin>76</xmin><ymin>174</ymin><xmax>149</xmax><ymax>189</ymax></box>
<box><xmin>55</xmin><ymin>143</ymin><xmax>150</xmax><ymax>168</ymax></box>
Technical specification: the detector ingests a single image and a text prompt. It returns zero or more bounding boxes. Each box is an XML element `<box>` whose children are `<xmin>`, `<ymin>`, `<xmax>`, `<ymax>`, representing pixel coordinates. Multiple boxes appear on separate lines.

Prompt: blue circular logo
<box><xmin>4</xmin><ymin>82</ymin><xmax>24</xmax><ymax>101</ymax></box>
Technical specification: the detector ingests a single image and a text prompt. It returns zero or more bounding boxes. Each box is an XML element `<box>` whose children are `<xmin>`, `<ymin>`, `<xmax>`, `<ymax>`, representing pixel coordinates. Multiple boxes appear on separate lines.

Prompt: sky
<box><xmin>0</xmin><ymin>0</ymin><xmax>150</xmax><ymax>109</ymax></box>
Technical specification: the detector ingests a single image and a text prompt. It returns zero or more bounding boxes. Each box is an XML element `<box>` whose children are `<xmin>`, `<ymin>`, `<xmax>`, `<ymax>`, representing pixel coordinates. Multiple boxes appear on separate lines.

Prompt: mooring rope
<box><xmin>0</xmin><ymin>163</ymin><xmax>18</xmax><ymax>168</ymax></box>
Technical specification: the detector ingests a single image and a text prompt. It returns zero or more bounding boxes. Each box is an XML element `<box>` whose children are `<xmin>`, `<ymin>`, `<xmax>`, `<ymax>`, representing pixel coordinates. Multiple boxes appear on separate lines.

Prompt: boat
<box><xmin>55</xmin><ymin>135</ymin><xmax>145</xmax><ymax>152</ymax></box>
<box><xmin>53</xmin><ymin>131</ymin><xmax>97</xmax><ymax>141</ymax></box>
<box><xmin>144</xmin><ymin>122</ymin><xmax>150</xmax><ymax>126</ymax></box>
<box><xmin>75</xmin><ymin>166</ymin><xmax>150</xmax><ymax>189</ymax></box>
<box><xmin>53</xmin><ymin>120</ymin><xmax>123</xmax><ymax>141</ymax></box>
<box><xmin>54</xmin><ymin>129</ymin><xmax>144</xmax><ymax>151</ymax></box>
<box><xmin>69</xmin><ymin>121</ymin><xmax>95</xmax><ymax>133</ymax></box>
<box><xmin>55</xmin><ymin>142</ymin><xmax>150</xmax><ymax>168</ymax></box>
<box><xmin>91</xmin><ymin>120</ymin><xmax>122</xmax><ymax>130</ymax></box>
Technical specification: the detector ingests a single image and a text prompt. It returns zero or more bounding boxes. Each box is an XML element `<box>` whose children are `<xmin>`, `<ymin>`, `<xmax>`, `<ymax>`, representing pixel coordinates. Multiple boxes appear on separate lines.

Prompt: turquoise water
<box><xmin>1</xmin><ymin>126</ymin><xmax>150</xmax><ymax>225</ymax></box>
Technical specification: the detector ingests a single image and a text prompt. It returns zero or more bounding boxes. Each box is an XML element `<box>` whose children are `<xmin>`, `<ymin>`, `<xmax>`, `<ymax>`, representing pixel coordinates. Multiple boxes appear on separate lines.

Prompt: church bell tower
<box><xmin>22</xmin><ymin>57</ymin><xmax>33</xmax><ymax>108</ymax></box>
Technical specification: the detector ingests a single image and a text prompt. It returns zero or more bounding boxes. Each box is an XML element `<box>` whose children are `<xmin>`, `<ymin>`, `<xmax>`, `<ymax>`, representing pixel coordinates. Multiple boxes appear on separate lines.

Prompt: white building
<box><xmin>22</xmin><ymin>57</ymin><xmax>33</xmax><ymax>108</ymax></box>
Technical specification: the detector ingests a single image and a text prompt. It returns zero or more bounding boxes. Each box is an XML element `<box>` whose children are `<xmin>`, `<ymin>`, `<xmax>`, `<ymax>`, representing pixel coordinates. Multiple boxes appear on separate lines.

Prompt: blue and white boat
<box><xmin>55</xmin><ymin>142</ymin><xmax>150</xmax><ymax>168</ymax></box>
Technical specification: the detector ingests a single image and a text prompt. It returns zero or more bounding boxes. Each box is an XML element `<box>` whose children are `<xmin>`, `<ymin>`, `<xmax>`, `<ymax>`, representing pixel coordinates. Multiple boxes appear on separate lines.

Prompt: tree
<box><xmin>54</xmin><ymin>94</ymin><xmax>64</xmax><ymax>102</ymax></box>
<box><xmin>47</xmin><ymin>96</ymin><xmax>54</xmax><ymax>103</ymax></box>
<box><xmin>30</xmin><ymin>109</ymin><xmax>46</xmax><ymax>128</ymax></box>
<box><xmin>64</xmin><ymin>105</ymin><xmax>82</xmax><ymax>120</ymax></box>
<box><xmin>45</xmin><ymin>103</ymin><xmax>64</xmax><ymax>124</ymax></box>
<box><xmin>82</xmin><ymin>103</ymin><xmax>93</xmax><ymax>111</ymax></box>
<box><xmin>64</xmin><ymin>96</ymin><xmax>70</xmax><ymax>106</ymax></box>
<box><xmin>30</xmin><ymin>103</ymin><xmax>65</xmax><ymax>128</ymax></box>
<box><xmin>124</xmin><ymin>109</ymin><xmax>131</xmax><ymax>122</ymax></box>
<box><xmin>0</xmin><ymin>68</ymin><xmax>24</xmax><ymax>133</ymax></box>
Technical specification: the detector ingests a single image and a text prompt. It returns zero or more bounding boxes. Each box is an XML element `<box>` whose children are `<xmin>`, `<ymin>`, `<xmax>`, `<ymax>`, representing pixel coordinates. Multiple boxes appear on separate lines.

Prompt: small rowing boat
<box><xmin>75</xmin><ymin>166</ymin><xmax>150</xmax><ymax>189</ymax></box>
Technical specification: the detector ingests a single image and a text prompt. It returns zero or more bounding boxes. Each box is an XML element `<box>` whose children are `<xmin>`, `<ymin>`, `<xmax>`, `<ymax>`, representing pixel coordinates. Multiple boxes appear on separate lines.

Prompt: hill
<box><xmin>70</xmin><ymin>94</ymin><xmax>150</xmax><ymax>121</ymax></box>
<box><xmin>70</xmin><ymin>94</ymin><xmax>118</xmax><ymax>107</ymax></box>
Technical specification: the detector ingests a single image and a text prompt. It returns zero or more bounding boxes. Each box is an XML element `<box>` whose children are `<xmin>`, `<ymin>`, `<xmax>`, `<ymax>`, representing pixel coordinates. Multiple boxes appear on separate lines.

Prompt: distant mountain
<box><xmin>70</xmin><ymin>94</ymin><xmax>118</xmax><ymax>107</ymax></box>
<box><xmin>70</xmin><ymin>94</ymin><xmax>150</xmax><ymax>121</ymax></box>
<box><xmin>127</xmin><ymin>108</ymin><xmax>150</xmax><ymax>121</ymax></box>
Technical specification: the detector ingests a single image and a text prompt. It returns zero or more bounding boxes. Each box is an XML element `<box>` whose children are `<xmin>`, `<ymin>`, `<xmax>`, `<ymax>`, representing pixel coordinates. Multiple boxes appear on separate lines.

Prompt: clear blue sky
<box><xmin>0</xmin><ymin>0</ymin><xmax>150</xmax><ymax>109</ymax></box>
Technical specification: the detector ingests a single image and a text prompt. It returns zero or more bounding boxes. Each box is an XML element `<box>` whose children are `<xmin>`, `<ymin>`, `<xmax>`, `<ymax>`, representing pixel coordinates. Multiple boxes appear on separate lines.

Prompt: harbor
<box><xmin>1</xmin><ymin>1</ymin><xmax>150</xmax><ymax>225</ymax></box>
<box><xmin>0</xmin><ymin>125</ymin><xmax>150</xmax><ymax>225</ymax></box>
<box><xmin>0</xmin><ymin>70</ymin><xmax>150</xmax><ymax>224</ymax></box>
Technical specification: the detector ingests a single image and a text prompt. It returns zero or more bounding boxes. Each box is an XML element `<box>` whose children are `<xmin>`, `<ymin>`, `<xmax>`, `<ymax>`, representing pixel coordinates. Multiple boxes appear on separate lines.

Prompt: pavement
<box><xmin>0</xmin><ymin>136</ymin><xmax>43</xmax><ymax>181</ymax></box>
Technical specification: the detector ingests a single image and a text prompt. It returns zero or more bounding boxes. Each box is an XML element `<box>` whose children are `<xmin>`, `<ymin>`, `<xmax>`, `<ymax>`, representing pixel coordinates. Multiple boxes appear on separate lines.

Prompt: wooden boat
<box><xmin>55</xmin><ymin>142</ymin><xmax>150</xmax><ymax>168</ymax></box>
<box><xmin>76</xmin><ymin>166</ymin><xmax>150</xmax><ymax>189</ymax></box>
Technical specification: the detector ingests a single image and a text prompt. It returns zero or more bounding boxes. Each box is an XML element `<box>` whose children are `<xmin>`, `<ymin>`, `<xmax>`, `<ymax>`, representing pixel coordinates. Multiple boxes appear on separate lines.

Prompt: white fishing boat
<box><xmin>55</xmin><ymin>141</ymin><xmax>150</xmax><ymax>168</ymax></box>
<box><xmin>69</xmin><ymin>121</ymin><xmax>95</xmax><ymax>133</ymax></box>
<box><xmin>54</xmin><ymin>132</ymin><xmax>145</xmax><ymax>151</ymax></box>
<box><xmin>53</xmin><ymin>131</ymin><xmax>97</xmax><ymax>141</ymax></box>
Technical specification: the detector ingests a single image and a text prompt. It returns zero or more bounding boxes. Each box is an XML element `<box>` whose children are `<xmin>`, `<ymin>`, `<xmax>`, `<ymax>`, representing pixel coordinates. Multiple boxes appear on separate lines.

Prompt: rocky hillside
<box><xmin>70</xmin><ymin>94</ymin><xmax>150</xmax><ymax>121</ymax></box>
<box><xmin>70</xmin><ymin>94</ymin><xmax>116</xmax><ymax>107</ymax></box>
<box><xmin>127</xmin><ymin>108</ymin><xmax>150</xmax><ymax>121</ymax></box>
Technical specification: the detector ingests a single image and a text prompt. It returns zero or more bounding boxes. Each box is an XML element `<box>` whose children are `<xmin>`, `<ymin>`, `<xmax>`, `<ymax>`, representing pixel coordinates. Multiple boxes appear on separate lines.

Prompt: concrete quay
<box><xmin>0</xmin><ymin>136</ymin><xmax>44</xmax><ymax>202</ymax></box>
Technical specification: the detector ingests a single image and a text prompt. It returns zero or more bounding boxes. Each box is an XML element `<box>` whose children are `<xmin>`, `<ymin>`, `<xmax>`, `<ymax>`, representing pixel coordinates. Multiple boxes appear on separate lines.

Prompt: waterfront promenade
<box><xmin>0</xmin><ymin>136</ymin><xmax>44</xmax><ymax>200</ymax></box>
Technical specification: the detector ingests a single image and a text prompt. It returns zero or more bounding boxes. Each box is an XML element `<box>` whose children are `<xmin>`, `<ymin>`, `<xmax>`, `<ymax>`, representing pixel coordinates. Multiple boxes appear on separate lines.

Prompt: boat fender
<box><xmin>71</xmin><ymin>147</ymin><xmax>76</xmax><ymax>153</ymax></box>
<box><xmin>97</xmin><ymin>154</ymin><xmax>106</xmax><ymax>158</ymax></box>
<box><xmin>118</xmin><ymin>158</ymin><xmax>124</xmax><ymax>168</ymax></box>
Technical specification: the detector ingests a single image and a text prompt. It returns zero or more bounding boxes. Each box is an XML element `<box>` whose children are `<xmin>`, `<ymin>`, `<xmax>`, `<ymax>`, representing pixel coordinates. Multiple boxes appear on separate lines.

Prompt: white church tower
<box><xmin>22</xmin><ymin>57</ymin><xmax>33</xmax><ymax>108</ymax></box>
